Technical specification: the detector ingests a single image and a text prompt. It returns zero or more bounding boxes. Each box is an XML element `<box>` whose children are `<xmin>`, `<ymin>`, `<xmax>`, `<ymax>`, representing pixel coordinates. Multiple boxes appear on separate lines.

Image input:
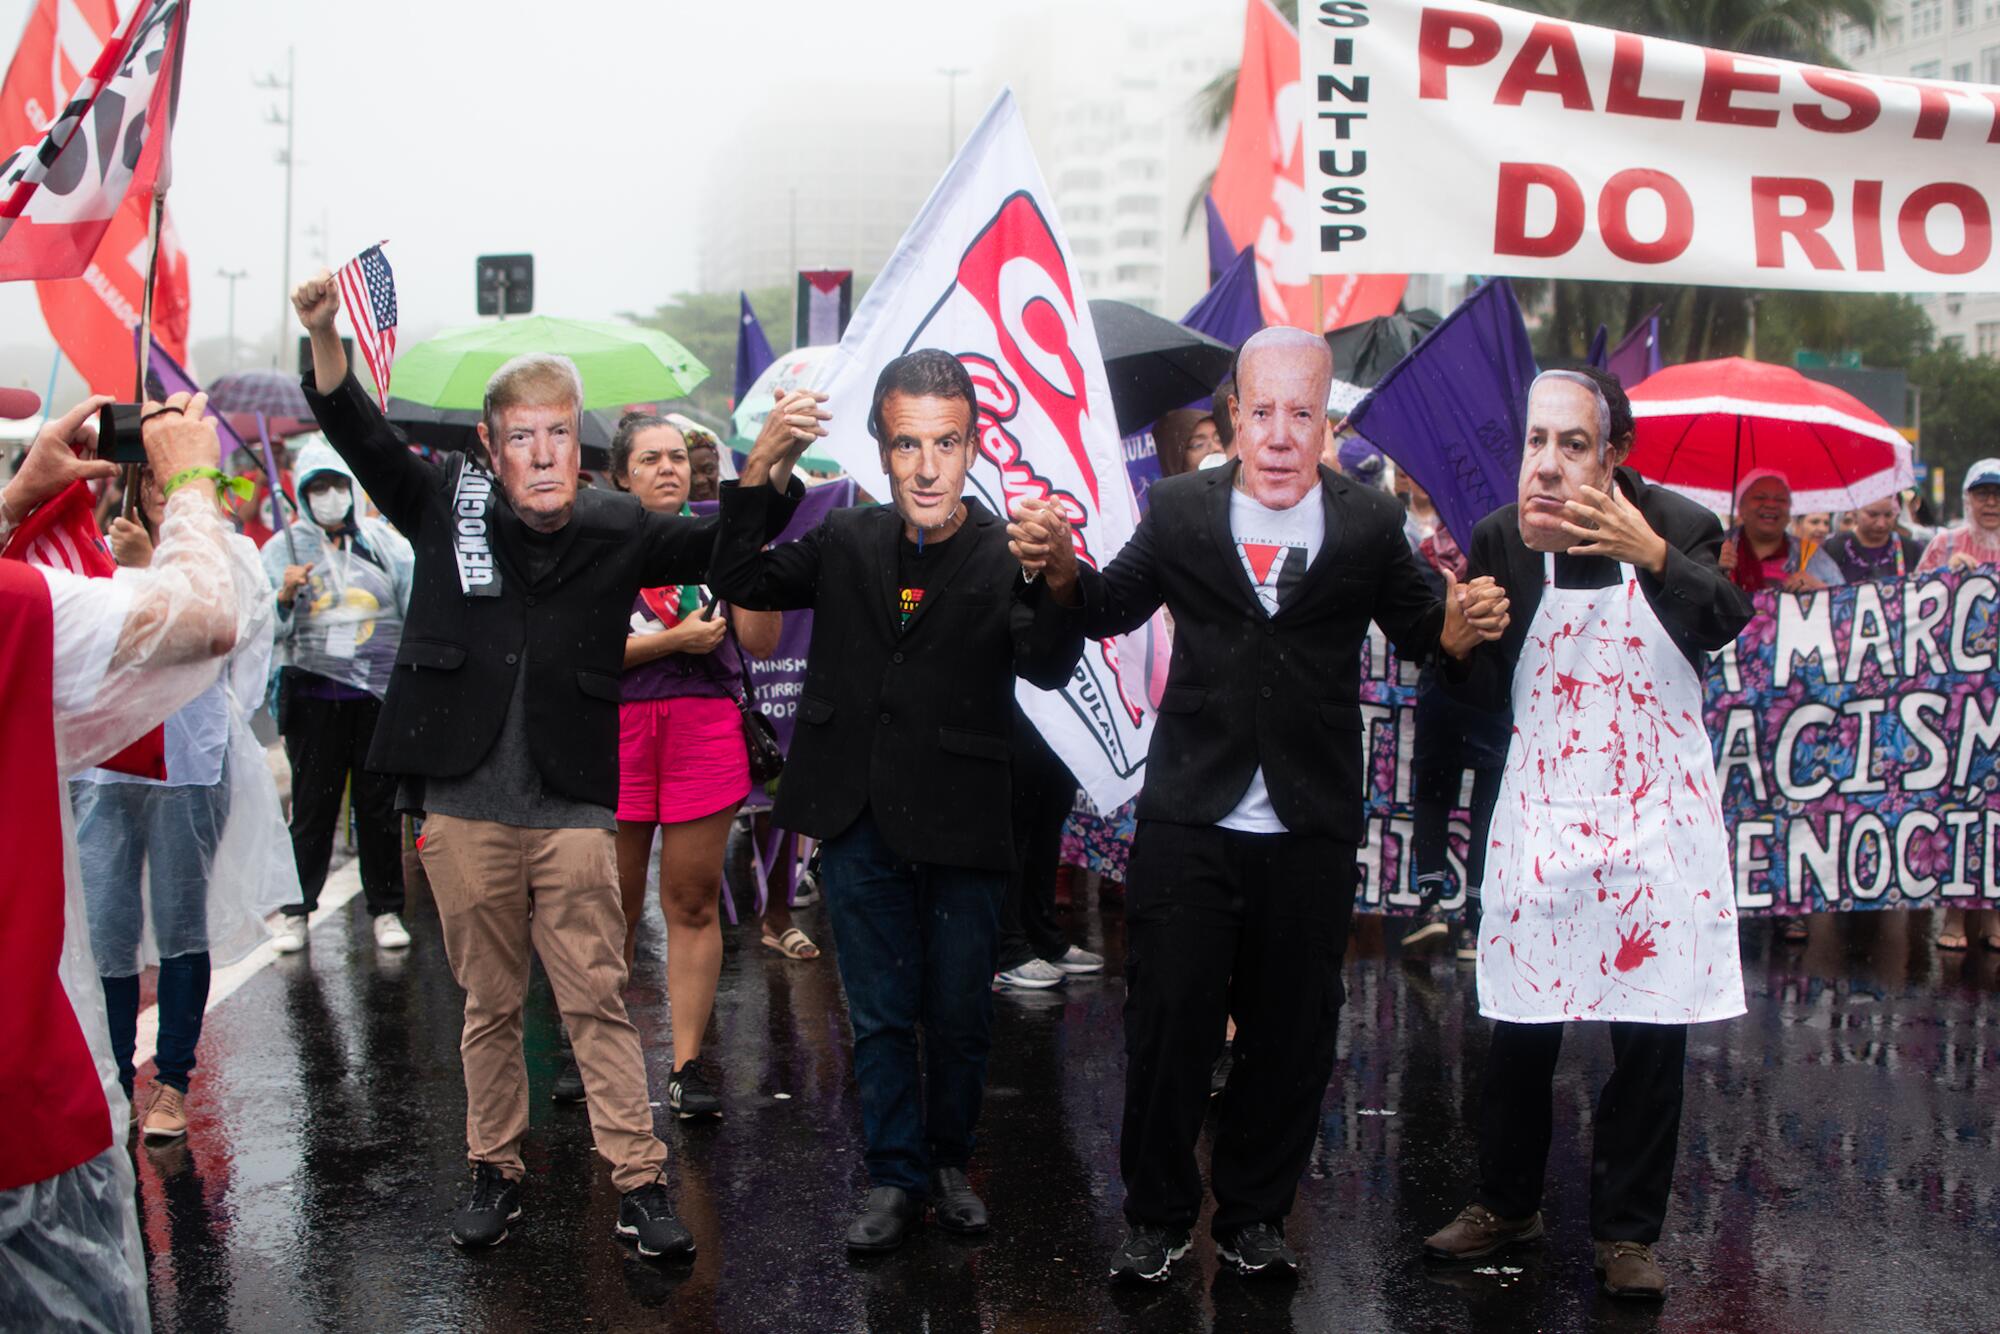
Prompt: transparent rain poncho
<box><xmin>260</xmin><ymin>441</ymin><xmax>413</xmax><ymax>698</ymax></box>
<box><xmin>1916</xmin><ymin>458</ymin><xmax>2000</xmax><ymax>574</ymax></box>
<box><xmin>3</xmin><ymin>488</ymin><xmax>270</xmax><ymax>1334</ymax></box>
<box><xmin>69</xmin><ymin>529</ymin><xmax>298</xmax><ymax>973</ymax></box>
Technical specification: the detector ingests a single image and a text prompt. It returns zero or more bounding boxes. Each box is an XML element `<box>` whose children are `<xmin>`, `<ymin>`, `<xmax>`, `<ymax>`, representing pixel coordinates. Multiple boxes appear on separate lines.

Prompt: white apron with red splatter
<box><xmin>1478</xmin><ymin>554</ymin><xmax>1746</xmax><ymax>1025</ymax></box>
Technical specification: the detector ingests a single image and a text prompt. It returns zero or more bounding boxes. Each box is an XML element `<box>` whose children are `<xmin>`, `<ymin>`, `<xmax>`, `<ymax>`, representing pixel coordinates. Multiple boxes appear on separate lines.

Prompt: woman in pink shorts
<box><xmin>610</xmin><ymin>412</ymin><xmax>793</xmax><ymax>1119</ymax></box>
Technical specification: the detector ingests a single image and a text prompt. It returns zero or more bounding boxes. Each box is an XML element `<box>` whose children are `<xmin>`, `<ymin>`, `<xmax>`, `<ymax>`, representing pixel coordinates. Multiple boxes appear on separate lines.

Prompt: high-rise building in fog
<box><xmin>1830</xmin><ymin>2</ymin><xmax>2000</xmax><ymax>355</ymax></box>
<box><xmin>698</xmin><ymin>100</ymin><xmax>944</xmax><ymax>297</ymax></box>
<box><xmin>697</xmin><ymin>2</ymin><xmax>1232</xmax><ymax>319</ymax></box>
<box><xmin>993</xmin><ymin>5</ymin><xmax>1233</xmax><ymax>317</ymax></box>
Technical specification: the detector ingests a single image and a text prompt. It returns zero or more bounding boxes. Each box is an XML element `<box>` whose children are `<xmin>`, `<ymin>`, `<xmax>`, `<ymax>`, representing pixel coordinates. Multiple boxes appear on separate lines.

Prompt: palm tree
<box><xmin>1189</xmin><ymin>0</ymin><xmax>1887</xmax><ymax>361</ymax></box>
<box><xmin>1517</xmin><ymin>0</ymin><xmax>1883</xmax><ymax>362</ymax></box>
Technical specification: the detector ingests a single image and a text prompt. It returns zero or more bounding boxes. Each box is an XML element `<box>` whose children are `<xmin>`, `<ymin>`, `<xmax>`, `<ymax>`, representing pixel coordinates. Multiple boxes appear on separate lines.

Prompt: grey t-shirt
<box><xmin>417</xmin><ymin>647</ymin><xmax>616</xmax><ymax>832</ymax></box>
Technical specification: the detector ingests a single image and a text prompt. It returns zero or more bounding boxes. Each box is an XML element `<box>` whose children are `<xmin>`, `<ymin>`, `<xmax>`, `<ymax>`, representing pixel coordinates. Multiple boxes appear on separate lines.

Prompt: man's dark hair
<box><xmin>1211</xmin><ymin>378</ymin><xmax>1235</xmax><ymax>445</ymax></box>
<box><xmin>1567</xmin><ymin>364</ymin><xmax>1636</xmax><ymax>445</ymax></box>
<box><xmin>869</xmin><ymin>349</ymin><xmax>979</xmax><ymax>446</ymax></box>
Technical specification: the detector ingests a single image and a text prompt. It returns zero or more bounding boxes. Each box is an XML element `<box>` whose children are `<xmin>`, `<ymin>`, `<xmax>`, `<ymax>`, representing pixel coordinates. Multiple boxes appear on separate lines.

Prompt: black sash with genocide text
<box><xmin>451</xmin><ymin>457</ymin><xmax>500</xmax><ymax>597</ymax></box>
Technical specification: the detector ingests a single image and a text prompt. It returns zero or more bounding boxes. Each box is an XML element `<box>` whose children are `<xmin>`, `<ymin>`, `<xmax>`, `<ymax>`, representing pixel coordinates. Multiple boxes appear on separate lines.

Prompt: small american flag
<box><xmin>336</xmin><ymin>242</ymin><xmax>399</xmax><ymax>410</ymax></box>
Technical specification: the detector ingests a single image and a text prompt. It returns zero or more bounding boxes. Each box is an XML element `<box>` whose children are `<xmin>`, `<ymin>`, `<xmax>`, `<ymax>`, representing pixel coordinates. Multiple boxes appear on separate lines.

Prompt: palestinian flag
<box><xmin>640</xmin><ymin>583</ymin><xmax>703</xmax><ymax>630</ymax></box>
<box><xmin>796</xmin><ymin>270</ymin><xmax>853</xmax><ymax>348</ymax></box>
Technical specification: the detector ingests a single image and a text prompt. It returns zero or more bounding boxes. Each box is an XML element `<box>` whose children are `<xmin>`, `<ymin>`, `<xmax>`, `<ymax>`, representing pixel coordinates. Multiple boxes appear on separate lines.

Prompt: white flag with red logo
<box><xmin>0</xmin><ymin>0</ymin><xmax>187</xmax><ymax>280</ymax></box>
<box><xmin>811</xmin><ymin>89</ymin><xmax>1152</xmax><ymax>810</ymax></box>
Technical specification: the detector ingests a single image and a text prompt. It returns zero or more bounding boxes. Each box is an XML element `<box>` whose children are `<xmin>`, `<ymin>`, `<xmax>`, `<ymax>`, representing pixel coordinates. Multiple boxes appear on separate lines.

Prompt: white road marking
<box><xmin>131</xmin><ymin>858</ymin><xmax>365</xmax><ymax>1074</ymax></box>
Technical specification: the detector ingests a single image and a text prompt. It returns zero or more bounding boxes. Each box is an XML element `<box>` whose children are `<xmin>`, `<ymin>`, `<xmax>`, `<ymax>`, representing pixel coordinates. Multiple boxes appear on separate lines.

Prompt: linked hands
<box><xmin>1440</xmin><ymin>566</ymin><xmax>1509</xmax><ymax>660</ymax></box>
<box><xmin>1007</xmin><ymin>498</ymin><xmax>1080</xmax><ymax>606</ymax></box>
<box><xmin>739</xmin><ymin>388</ymin><xmax>830</xmax><ymax>491</ymax></box>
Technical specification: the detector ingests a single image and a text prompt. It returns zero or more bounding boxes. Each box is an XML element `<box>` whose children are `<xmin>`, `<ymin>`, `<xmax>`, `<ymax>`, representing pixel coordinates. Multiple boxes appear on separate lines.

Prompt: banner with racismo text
<box><xmin>1301</xmin><ymin>0</ymin><xmax>2000</xmax><ymax>290</ymax></box>
<box><xmin>1354</xmin><ymin>571</ymin><xmax>2000</xmax><ymax>915</ymax></box>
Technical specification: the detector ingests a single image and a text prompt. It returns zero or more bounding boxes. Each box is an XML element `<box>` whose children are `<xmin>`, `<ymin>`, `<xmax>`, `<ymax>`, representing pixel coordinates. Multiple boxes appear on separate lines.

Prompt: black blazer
<box><xmin>302</xmin><ymin>370</ymin><xmax>800</xmax><ymax>809</ymax></box>
<box><xmin>1075</xmin><ymin>461</ymin><xmax>1444</xmax><ymax>841</ymax></box>
<box><xmin>1448</xmin><ymin>465</ymin><xmax>1753</xmax><ymax>712</ymax></box>
<box><xmin>707</xmin><ymin>481</ymin><xmax>1086</xmax><ymax>872</ymax></box>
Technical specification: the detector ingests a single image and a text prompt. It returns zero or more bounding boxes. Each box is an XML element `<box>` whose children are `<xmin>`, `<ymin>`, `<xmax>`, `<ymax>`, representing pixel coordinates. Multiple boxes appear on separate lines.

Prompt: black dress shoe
<box><xmin>846</xmin><ymin>1186</ymin><xmax>922</xmax><ymax>1252</ymax></box>
<box><xmin>928</xmin><ymin>1167</ymin><xmax>989</xmax><ymax>1234</ymax></box>
<box><xmin>551</xmin><ymin>1057</ymin><xmax>585</xmax><ymax>1105</ymax></box>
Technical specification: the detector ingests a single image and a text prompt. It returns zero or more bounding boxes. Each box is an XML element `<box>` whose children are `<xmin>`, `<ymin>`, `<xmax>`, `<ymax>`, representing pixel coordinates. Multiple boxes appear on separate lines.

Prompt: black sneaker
<box><xmin>668</xmin><ymin>1058</ymin><xmax>722</xmax><ymax>1119</ymax></box>
<box><xmin>551</xmin><ymin>1057</ymin><xmax>585</xmax><ymax>1105</ymax></box>
<box><xmin>1109</xmin><ymin>1223</ymin><xmax>1191</xmax><ymax>1283</ymax></box>
<box><xmin>1218</xmin><ymin>1221</ymin><xmax>1300</xmax><ymax>1277</ymax></box>
<box><xmin>451</xmin><ymin>1163</ymin><xmax>522</xmax><ymax>1248</ymax></box>
<box><xmin>1456</xmin><ymin>898</ymin><xmax>1483</xmax><ymax>963</ymax></box>
<box><xmin>1400</xmin><ymin>907</ymin><xmax>1450</xmax><ymax>949</ymax></box>
<box><xmin>616</xmin><ymin>1179</ymin><xmax>695</xmax><ymax>1259</ymax></box>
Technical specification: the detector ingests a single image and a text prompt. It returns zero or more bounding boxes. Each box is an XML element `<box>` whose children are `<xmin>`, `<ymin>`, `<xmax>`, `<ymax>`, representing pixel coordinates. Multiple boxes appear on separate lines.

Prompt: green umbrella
<box><xmin>389</xmin><ymin>316</ymin><xmax>708</xmax><ymax>411</ymax></box>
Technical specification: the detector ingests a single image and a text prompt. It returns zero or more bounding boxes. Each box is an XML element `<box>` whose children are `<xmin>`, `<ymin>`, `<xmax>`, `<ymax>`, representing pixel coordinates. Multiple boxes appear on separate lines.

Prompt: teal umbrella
<box><xmin>732</xmin><ymin>344</ymin><xmax>842</xmax><ymax>473</ymax></box>
<box><xmin>390</xmin><ymin>316</ymin><xmax>708</xmax><ymax>411</ymax></box>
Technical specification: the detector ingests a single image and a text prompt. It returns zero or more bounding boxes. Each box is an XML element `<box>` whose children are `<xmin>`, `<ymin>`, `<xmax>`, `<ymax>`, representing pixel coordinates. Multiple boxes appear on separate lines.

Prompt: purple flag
<box><xmin>1587</xmin><ymin>324</ymin><xmax>1609</xmax><ymax>369</ymax></box>
<box><xmin>734</xmin><ymin>291</ymin><xmax>776</xmax><ymax>406</ymax></box>
<box><xmin>136</xmin><ymin>331</ymin><xmax>249</xmax><ymax>460</ymax></box>
<box><xmin>694</xmin><ymin>479</ymin><xmax>857</xmax><ymax>921</ymax></box>
<box><xmin>1181</xmin><ymin>245</ymin><xmax>1262</xmax><ymax>351</ymax></box>
<box><xmin>1203</xmin><ymin>194</ymin><xmax>1235</xmax><ymax>286</ymax></box>
<box><xmin>1606</xmin><ymin>307</ymin><xmax>1663</xmax><ymax>390</ymax></box>
<box><xmin>1348</xmin><ymin>278</ymin><xmax>1538</xmax><ymax>549</ymax></box>
<box><xmin>690</xmin><ymin>477</ymin><xmax>856</xmax><ymax>761</ymax></box>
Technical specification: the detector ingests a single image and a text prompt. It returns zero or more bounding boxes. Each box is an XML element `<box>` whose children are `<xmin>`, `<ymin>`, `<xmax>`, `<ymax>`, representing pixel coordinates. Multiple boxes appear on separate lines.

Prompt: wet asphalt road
<box><xmin>132</xmin><ymin>880</ymin><xmax>2000</xmax><ymax>1334</ymax></box>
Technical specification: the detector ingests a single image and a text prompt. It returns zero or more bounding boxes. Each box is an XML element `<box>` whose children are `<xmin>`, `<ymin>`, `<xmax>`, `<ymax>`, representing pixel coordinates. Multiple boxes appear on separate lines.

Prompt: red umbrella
<box><xmin>1626</xmin><ymin>358</ymin><xmax>1912</xmax><ymax>516</ymax></box>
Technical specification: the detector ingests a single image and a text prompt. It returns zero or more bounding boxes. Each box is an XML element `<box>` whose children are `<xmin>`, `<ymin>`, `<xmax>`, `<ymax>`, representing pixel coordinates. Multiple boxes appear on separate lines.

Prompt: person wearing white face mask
<box><xmin>260</xmin><ymin>441</ymin><xmax>416</xmax><ymax>953</ymax></box>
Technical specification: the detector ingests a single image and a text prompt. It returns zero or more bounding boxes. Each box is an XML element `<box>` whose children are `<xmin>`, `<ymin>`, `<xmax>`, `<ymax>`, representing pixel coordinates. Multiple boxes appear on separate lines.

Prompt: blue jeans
<box><xmin>821</xmin><ymin>811</ymin><xmax>1005</xmax><ymax>1196</ymax></box>
<box><xmin>73</xmin><ymin>778</ymin><xmax>226</xmax><ymax>1095</ymax></box>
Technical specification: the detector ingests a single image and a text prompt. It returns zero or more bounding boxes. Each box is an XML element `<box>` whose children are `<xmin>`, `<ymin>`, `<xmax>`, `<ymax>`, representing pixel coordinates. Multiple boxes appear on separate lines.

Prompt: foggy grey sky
<box><xmin>0</xmin><ymin>0</ymin><xmax>1224</xmax><ymax>386</ymax></box>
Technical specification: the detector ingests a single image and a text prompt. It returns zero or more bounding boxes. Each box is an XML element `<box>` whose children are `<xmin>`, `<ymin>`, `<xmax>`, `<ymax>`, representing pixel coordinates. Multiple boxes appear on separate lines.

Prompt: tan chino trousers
<box><xmin>420</xmin><ymin>813</ymin><xmax>668</xmax><ymax>1193</ymax></box>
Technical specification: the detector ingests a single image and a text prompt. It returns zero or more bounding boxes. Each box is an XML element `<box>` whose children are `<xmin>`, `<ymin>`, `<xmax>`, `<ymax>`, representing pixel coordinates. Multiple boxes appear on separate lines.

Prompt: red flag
<box><xmin>0</xmin><ymin>559</ymin><xmax>113</xmax><ymax>1191</ymax></box>
<box><xmin>1210</xmin><ymin>0</ymin><xmax>1405</xmax><ymax>332</ymax></box>
<box><xmin>0</xmin><ymin>0</ymin><xmax>190</xmax><ymax>391</ymax></box>
<box><xmin>1</xmin><ymin>481</ymin><xmax>167</xmax><ymax>779</ymax></box>
<box><xmin>0</xmin><ymin>0</ymin><xmax>189</xmax><ymax>280</ymax></box>
<box><xmin>37</xmin><ymin>195</ymin><xmax>190</xmax><ymax>395</ymax></box>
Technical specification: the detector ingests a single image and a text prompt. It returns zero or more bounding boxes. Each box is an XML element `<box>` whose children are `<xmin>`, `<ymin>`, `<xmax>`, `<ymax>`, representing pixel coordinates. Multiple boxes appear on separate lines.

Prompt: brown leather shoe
<box><xmin>1595</xmin><ymin>1240</ymin><xmax>1667</xmax><ymax>1300</ymax></box>
<box><xmin>1422</xmin><ymin>1202</ymin><xmax>1545</xmax><ymax>1259</ymax></box>
<box><xmin>140</xmin><ymin>1084</ymin><xmax>188</xmax><ymax>1142</ymax></box>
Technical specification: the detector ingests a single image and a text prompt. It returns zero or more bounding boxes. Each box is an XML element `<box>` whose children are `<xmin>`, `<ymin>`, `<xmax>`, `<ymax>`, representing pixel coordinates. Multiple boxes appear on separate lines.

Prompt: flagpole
<box><xmin>257</xmin><ymin>409</ymin><xmax>299</xmax><ymax>562</ymax></box>
<box><xmin>41</xmin><ymin>348</ymin><xmax>61</xmax><ymax>421</ymax></box>
<box><xmin>124</xmin><ymin>189</ymin><xmax>167</xmax><ymax>520</ymax></box>
<box><xmin>1312</xmin><ymin>275</ymin><xmax>1325</xmax><ymax>333</ymax></box>
<box><xmin>134</xmin><ymin>192</ymin><xmax>166</xmax><ymax>399</ymax></box>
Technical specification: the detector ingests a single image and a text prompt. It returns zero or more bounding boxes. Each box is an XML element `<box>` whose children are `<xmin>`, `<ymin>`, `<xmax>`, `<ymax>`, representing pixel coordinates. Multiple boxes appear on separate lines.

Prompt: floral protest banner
<box><xmin>1707</xmin><ymin>570</ymin><xmax>2000</xmax><ymax>913</ymax></box>
<box><xmin>1353</xmin><ymin>570</ymin><xmax>2000</xmax><ymax>915</ymax></box>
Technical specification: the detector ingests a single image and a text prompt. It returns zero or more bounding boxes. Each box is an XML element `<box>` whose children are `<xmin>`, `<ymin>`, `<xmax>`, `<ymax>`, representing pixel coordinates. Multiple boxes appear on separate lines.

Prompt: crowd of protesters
<box><xmin>6</xmin><ymin>271</ymin><xmax>1998</xmax><ymax>1329</ymax></box>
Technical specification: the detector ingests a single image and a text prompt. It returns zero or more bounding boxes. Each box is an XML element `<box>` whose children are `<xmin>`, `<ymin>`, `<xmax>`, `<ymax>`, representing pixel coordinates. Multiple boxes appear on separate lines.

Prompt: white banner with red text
<box><xmin>1304</xmin><ymin>0</ymin><xmax>2000</xmax><ymax>290</ymax></box>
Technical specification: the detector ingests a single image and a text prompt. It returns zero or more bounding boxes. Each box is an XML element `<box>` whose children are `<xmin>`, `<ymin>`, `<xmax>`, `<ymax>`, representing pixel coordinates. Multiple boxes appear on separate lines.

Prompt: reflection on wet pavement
<box><xmin>136</xmin><ymin>894</ymin><xmax>2000</xmax><ymax>1332</ymax></box>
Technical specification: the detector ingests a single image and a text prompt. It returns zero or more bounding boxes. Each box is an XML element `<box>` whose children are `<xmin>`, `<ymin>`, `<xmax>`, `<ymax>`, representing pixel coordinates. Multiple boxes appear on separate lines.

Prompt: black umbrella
<box><xmin>384</xmin><ymin>398</ymin><xmax>622</xmax><ymax>471</ymax></box>
<box><xmin>1325</xmin><ymin>309</ymin><xmax>1442</xmax><ymax>413</ymax></box>
<box><xmin>1088</xmin><ymin>299</ymin><xmax>1236</xmax><ymax>437</ymax></box>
